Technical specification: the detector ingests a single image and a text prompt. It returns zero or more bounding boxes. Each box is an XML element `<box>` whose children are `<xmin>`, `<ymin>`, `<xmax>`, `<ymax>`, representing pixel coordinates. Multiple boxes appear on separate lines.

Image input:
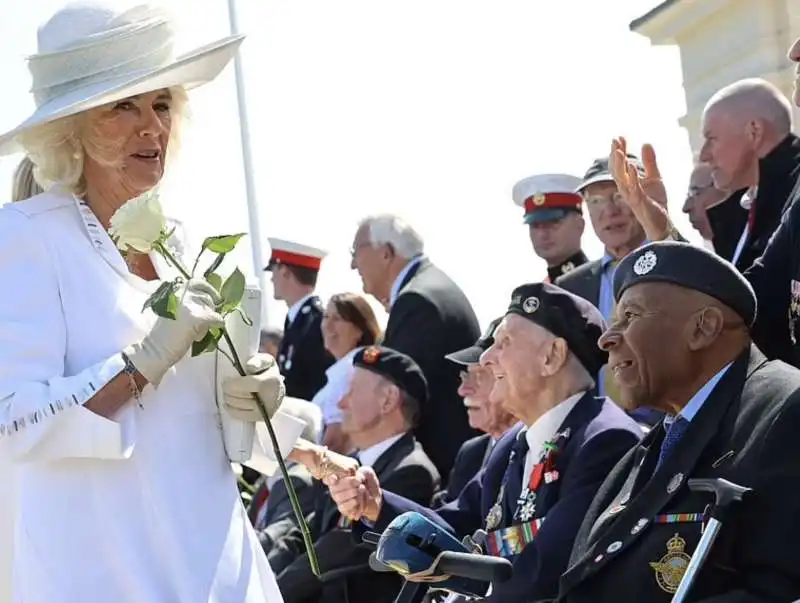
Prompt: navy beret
<box><xmin>445</xmin><ymin>316</ymin><xmax>503</xmax><ymax>366</ymax></box>
<box><xmin>353</xmin><ymin>346</ymin><xmax>429</xmax><ymax>404</ymax></box>
<box><xmin>506</xmin><ymin>282</ymin><xmax>608</xmax><ymax>377</ymax></box>
<box><xmin>613</xmin><ymin>241</ymin><xmax>757</xmax><ymax>326</ymax></box>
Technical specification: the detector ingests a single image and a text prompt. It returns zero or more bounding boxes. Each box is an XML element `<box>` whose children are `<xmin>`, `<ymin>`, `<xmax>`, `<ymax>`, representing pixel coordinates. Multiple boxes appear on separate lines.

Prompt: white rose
<box><xmin>109</xmin><ymin>190</ymin><xmax>167</xmax><ymax>253</ymax></box>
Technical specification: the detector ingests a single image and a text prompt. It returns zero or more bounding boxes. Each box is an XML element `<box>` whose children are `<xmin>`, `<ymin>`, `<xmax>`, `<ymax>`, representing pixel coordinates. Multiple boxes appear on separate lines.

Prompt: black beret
<box><xmin>576</xmin><ymin>153</ymin><xmax>644</xmax><ymax>193</ymax></box>
<box><xmin>353</xmin><ymin>346</ymin><xmax>429</xmax><ymax>405</ymax></box>
<box><xmin>506</xmin><ymin>283</ymin><xmax>608</xmax><ymax>377</ymax></box>
<box><xmin>613</xmin><ymin>241</ymin><xmax>757</xmax><ymax>327</ymax></box>
<box><xmin>445</xmin><ymin>316</ymin><xmax>503</xmax><ymax>366</ymax></box>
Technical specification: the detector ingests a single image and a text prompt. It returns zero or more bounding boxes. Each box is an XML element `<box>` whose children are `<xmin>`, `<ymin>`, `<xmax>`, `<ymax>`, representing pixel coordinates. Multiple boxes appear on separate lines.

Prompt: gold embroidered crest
<box><xmin>649</xmin><ymin>533</ymin><xmax>691</xmax><ymax>594</ymax></box>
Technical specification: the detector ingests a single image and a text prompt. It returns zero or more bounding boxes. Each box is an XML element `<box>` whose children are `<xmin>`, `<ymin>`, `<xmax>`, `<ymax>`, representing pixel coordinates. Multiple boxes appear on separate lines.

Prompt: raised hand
<box><xmin>609</xmin><ymin>137</ymin><xmax>672</xmax><ymax>240</ymax></box>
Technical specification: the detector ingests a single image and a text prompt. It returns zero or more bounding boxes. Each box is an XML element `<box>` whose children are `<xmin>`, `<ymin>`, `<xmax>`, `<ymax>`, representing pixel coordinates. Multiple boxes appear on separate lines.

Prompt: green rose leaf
<box><xmin>203</xmin><ymin>252</ymin><xmax>227</xmax><ymax>278</ymax></box>
<box><xmin>202</xmin><ymin>234</ymin><xmax>246</xmax><ymax>254</ymax></box>
<box><xmin>206</xmin><ymin>272</ymin><xmax>223</xmax><ymax>292</ymax></box>
<box><xmin>192</xmin><ymin>326</ymin><xmax>223</xmax><ymax>357</ymax></box>
<box><xmin>220</xmin><ymin>267</ymin><xmax>246</xmax><ymax>313</ymax></box>
<box><xmin>143</xmin><ymin>280</ymin><xmax>179</xmax><ymax>319</ymax></box>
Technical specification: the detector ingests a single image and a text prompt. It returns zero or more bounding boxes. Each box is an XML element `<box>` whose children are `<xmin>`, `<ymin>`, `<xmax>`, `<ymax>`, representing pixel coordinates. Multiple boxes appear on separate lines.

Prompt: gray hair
<box><xmin>11</xmin><ymin>157</ymin><xmax>44</xmax><ymax>202</ymax></box>
<box><xmin>16</xmin><ymin>87</ymin><xmax>189</xmax><ymax>196</ymax></box>
<box><xmin>278</xmin><ymin>396</ymin><xmax>323</xmax><ymax>443</ymax></box>
<box><xmin>359</xmin><ymin>214</ymin><xmax>424</xmax><ymax>259</ymax></box>
<box><xmin>704</xmin><ymin>78</ymin><xmax>793</xmax><ymax>134</ymax></box>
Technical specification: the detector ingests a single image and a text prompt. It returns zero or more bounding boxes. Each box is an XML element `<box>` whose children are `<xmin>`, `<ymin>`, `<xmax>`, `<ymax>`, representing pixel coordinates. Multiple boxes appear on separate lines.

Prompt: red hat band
<box><xmin>271</xmin><ymin>249</ymin><xmax>322</xmax><ymax>270</ymax></box>
<box><xmin>524</xmin><ymin>192</ymin><xmax>582</xmax><ymax>215</ymax></box>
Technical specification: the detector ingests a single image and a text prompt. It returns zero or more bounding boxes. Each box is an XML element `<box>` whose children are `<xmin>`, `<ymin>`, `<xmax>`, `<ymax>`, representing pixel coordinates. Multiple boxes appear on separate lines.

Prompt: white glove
<box><xmin>222</xmin><ymin>354</ymin><xmax>286</xmax><ymax>422</ymax></box>
<box><xmin>124</xmin><ymin>279</ymin><xmax>224</xmax><ymax>386</ymax></box>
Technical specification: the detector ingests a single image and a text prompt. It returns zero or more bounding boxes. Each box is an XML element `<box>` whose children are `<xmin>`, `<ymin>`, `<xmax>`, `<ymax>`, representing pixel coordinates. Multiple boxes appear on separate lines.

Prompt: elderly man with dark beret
<box><xmin>277</xmin><ymin>346</ymin><xmax>440</xmax><ymax>603</ymax></box>
<box><xmin>326</xmin><ymin>283</ymin><xmax>643</xmax><ymax>603</ymax></box>
<box><xmin>557</xmin><ymin>241</ymin><xmax>800</xmax><ymax>603</ymax></box>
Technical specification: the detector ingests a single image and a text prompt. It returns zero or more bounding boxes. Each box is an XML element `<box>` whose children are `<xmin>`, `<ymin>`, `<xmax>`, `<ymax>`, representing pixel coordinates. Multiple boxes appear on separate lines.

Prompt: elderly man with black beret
<box><xmin>277</xmin><ymin>345</ymin><xmax>440</xmax><ymax>603</ymax></box>
<box><xmin>326</xmin><ymin>283</ymin><xmax>643</xmax><ymax>603</ymax></box>
<box><xmin>557</xmin><ymin>241</ymin><xmax>800</xmax><ymax>603</ymax></box>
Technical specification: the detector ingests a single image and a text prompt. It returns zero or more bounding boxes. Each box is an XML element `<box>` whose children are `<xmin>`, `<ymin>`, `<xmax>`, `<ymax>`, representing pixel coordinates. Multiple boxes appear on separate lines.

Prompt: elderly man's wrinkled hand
<box><xmin>222</xmin><ymin>353</ymin><xmax>285</xmax><ymax>422</ymax></box>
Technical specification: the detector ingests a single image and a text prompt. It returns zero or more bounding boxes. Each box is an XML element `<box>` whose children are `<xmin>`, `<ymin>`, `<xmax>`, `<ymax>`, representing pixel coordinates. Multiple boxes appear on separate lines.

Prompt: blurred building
<box><xmin>631</xmin><ymin>0</ymin><xmax>800</xmax><ymax>155</ymax></box>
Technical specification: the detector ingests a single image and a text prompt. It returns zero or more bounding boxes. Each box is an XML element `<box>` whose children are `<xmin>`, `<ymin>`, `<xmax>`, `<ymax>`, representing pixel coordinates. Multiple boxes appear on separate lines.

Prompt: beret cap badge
<box><xmin>362</xmin><ymin>346</ymin><xmax>381</xmax><ymax>364</ymax></box>
<box><xmin>532</xmin><ymin>193</ymin><xmax>546</xmax><ymax>206</ymax></box>
<box><xmin>522</xmin><ymin>296</ymin><xmax>540</xmax><ymax>314</ymax></box>
<box><xmin>633</xmin><ymin>250</ymin><xmax>657</xmax><ymax>276</ymax></box>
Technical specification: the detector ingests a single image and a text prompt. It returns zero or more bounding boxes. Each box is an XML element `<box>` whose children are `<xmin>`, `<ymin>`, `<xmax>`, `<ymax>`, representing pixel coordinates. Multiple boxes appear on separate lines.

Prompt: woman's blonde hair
<box><xmin>11</xmin><ymin>156</ymin><xmax>44</xmax><ymax>202</ymax></box>
<box><xmin>17</xmin><ymin>87</ymin><xmax>189</xmax><ymax>197</ymax></box>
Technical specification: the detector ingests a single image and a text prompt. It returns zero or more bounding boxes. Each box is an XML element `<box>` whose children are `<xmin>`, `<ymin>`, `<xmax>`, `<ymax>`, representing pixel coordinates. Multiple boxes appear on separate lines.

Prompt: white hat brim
<box><xmin>0</xmin><ymin>34</ymin><xmax>244</xmax><ymax>156</ymax></box>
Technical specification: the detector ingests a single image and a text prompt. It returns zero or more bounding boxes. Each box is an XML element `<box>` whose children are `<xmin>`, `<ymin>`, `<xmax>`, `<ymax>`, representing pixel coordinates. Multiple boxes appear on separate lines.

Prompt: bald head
<box><xmin>700</xmin><ymin>79</ymin><xmax>793</xmax><ymax>190</ymax></box>
<box><xmin>704</xmin><ymin>78</ymin><xmax>792</xmax><ymax>136</ymax></box>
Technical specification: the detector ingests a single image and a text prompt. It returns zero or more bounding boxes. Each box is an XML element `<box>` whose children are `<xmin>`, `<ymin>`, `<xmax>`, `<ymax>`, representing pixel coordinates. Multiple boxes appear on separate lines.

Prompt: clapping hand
<box><xmin>610</xmin><ymin>137</ymin><xmax>673</xmax><ymax>240</ymax></box>
<box><xmin>326</xmin><ymin>466</ymin><xmax>383</xmax><ymax>523</ymax></box>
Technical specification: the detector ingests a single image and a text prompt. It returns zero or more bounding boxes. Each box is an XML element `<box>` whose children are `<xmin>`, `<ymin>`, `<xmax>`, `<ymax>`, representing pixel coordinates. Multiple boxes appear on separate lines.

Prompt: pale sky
<box><xmin>0</xmin><ymin>0</ymin><xmax>696</xmax><ymax>332</ymax></box>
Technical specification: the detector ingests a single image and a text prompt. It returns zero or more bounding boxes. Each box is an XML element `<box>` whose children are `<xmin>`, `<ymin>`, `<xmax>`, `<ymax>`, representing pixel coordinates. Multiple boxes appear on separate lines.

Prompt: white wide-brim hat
<box><xmin>0</xmin><ymin>1</ymin><xmax>244</xmax><ymax>156</ymax></box>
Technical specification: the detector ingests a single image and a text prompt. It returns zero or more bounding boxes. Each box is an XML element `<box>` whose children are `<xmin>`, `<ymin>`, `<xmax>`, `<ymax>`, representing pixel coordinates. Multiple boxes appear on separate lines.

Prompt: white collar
<box><xmin>286</xmin><ymin>293</ymin><xmax>315</xmax><ymax>325</ymax></box>
<box><xmin>389</xmin><ymin>256</ymin><xmax>423</xmax><ymax>308</ymax></box>
<box><xmin>357</xmin><ymin>433</ymin><xmax>405</xmax><ymax>468</ymax></box>
<box><xmin>524</xmin><ymin>391</ymin><xmax>585</xmax><ymax>456</ymax></box>
<box><xmin>740</xmin><ymin>187</ymin><xmax>758</xmax><ymax>210</ymax></box>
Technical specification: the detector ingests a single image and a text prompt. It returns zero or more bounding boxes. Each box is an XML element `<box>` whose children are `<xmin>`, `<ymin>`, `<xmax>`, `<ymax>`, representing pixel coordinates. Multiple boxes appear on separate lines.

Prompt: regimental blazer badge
<box><xmin>649</xmin><ymin>533</ymin><xmax>691</xmax><ymax>594</ymax></box>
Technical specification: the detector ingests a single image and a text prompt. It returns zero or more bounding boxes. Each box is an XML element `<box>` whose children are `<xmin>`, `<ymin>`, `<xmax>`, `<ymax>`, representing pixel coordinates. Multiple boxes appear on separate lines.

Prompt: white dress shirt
<box><xmin>521</xmin><ymin>392</ymin><xmax>585</xmax><ymax>491</ymax></box>
<box><xmin>0</xmin><ymin>192</ymin><xmax>291</xmax><ymax>603</ymax></box>
<box><xmin>357</xmin><ymin>433</ymin><xmax>405</xmax><ymax>468</ymax></box>
<box><xmin>310</xmin><ymin>348</ymin><xmax>358</xmax><ymax>427</ymax></box>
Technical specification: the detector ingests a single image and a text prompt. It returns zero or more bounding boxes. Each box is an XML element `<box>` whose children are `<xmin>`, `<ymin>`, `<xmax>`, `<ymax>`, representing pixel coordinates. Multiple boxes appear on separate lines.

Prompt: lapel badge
<box><xmin>522</xmin><ymin>296</ymin><xmax>540</xmax><ymax>314</ymax></box>
<box><xmin>560</xmin><ymin>261</ymin><xmax>575</xmax><ymax>275</ymax></box>
<box><xmin>667</xmin><ymin>473</ymin><xmax>684</xmax><ymax>494</ymax></box>
<box><xmin>711</xmin><ymin>450</ymin><xmax>735</xmax><ymax>469</ymax></box>
<box><xmin>607</xmin><ymin>503</ymin><xmax>625</xmax><ymax>516</ymax></box>
<box><xmin>485</xmin><ymin>503</ymin><xmax>503</xmax><ymax>531</ymax></box>
<box><xmin>606</xmin><ymin>541</ymin><xmax>623</xmax><ymax>554</ymax></box>
<box><xmin>633</xmin><ymin>250</ymin><xmax>657</xmax><ymax>275</ymax></box>
<box><xmin>631</xmin><ymin>518</ymin><xmax>648</xmax><ymax>535</ymax></box>
<box><xmin>649</xmin><ymin>533</ymin><xmax>691</xmax><ymax>594</ymax></box>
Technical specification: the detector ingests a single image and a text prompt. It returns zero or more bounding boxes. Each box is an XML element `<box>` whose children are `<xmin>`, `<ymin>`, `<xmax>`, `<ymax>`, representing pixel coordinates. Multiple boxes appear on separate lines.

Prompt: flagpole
<box><xmin>227</xmin><ymin>0</ymin><xmax>269</xmax><ymax>326</ymax></box>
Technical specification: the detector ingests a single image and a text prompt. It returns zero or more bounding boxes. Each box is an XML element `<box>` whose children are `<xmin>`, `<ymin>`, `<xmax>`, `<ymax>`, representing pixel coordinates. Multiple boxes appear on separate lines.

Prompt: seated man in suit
<box><xmin>556</xmin><ymin>154</ymin><xmax>662</xmax><ymax>428</ymax></box>
<box><xmin>434</xmin><ymin>317</ymin><xmax>518</xmax><ymax>507</ymax></box>
<box><xmin>277</xmin><ymin>346</ymin><xmax>440</xmax><ymax>603</ymax></box>
<box><xmin>557</xmin><ymin>242</ymin><xmax>800</xmax><ymax>602</ymax></box>
<box><xmin>328</xmin><ymin>283</ymin><xmax>643</xmax><ymax>603</ymax></box>
<box><xmin>247</xmin><ymin>397</ymin><xmax>324</xmax><ymax>575</ymax></box>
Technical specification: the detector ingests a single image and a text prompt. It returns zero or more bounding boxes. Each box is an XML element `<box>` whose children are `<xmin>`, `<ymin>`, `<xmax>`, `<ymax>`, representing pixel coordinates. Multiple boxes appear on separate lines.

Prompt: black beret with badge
<box><xmin>613</xmin><ymin>241</ymin><xmax>757</xmax><ymax>327</ymax></box>
<box><xmin>353</xmin><ymin>345</ymin><xmax>429</xmax><ymax>405</ymax></box>
<box><xmin>505</xmin><ymin>282</ymin><xmax>608</xmax><ymax>377</ymax></box>
<box><xmin>445</xmin><ymin>316</ymin><xmax>503</xmax><ymax>366</ymax></box>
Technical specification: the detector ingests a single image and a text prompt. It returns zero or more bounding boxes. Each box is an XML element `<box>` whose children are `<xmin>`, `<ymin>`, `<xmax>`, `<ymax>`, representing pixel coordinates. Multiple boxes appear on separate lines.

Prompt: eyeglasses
<box><xmin>349</xmin><ymin>242</ymin><xmax>372</xmax><ymax>258</ymax></box>
<box><xmin>585</xmin><ymin>192</ymin><xmax>626</xmax><ymax>206</ymax></box>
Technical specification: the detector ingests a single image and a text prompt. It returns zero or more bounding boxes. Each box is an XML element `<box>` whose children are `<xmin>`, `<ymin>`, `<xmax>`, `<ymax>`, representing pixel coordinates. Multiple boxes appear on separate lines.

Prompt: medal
<box><xmin>485</xmin><ymin>503</ymin><xmax>503</xmax><ymax>530</ymax></box>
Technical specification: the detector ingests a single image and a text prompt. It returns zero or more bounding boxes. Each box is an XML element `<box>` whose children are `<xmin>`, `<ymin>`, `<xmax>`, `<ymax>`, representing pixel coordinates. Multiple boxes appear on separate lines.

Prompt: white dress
<box><xmin>0</xmin><ymin>192</ymin><xmax>288</xmax><ymax>603</ymax></box>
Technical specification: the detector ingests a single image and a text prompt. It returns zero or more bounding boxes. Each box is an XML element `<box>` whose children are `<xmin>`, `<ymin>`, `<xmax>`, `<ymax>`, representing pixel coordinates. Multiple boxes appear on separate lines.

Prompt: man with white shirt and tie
<box><xmin>277</xmin><ymin>345</ymin><xmax>440</xmax><ymax>603</ymax></box>
<box><xmin>327</xmin><ymin>283</ymin><xmax>642</xmax><ymax>603</ymax></box>
<box><xmin>266</xmin><ymin>237</ymin><xmax>334</xmax><ymax>400</ymax></box>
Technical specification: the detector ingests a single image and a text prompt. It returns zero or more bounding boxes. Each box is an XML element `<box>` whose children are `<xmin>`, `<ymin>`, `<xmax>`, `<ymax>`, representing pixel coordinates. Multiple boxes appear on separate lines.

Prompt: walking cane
<box><xmin>671</xmin><ymin>478</ymin><xmax>751</xmax><ymax>603</ymax></box>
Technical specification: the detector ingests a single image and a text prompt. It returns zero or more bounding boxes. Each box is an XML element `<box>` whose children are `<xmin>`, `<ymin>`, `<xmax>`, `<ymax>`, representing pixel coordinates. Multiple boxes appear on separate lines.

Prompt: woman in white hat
<box><xmin>0</xmin><ymin>3</ymin><xmax>349</xmax><ymax>602</ymax></box>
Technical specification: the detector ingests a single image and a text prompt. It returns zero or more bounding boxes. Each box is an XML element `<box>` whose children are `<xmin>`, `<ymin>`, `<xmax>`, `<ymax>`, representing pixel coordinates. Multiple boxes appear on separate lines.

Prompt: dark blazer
<box><xmin>278</xmin><ymin>295</ymin><xmax>334</xmax><ymax>400</ymax></box>
<box><xmin>557</xmin><ymin>346</ymin><xmax>800</xmax><ymax>603</ymax></box>
<box><xmin>433</xmin><ymin>433</ymin><xmax>492</xmax><ymax>507</ymax></box>
<box><xmin>554</xmin><ymin>259</ymin><xmax>602</xmax><ymax>308</ymax></box>
<box><xmin>706</xmin><ymin>190</ymin><xmax>747</xmax><ymax>264</ymax></box>
<box><xmin>720</xmin><ymin>134</ymin><xmax>800</xmax><ymax>272</ymax></box>
<box><xmin>277</xmin><ymin>433</ymin><xmax>440</xmax><ymax>603</ymax></box>
<box><xmin>546</xmin><ymin>250</ymin><xmax>589</xmax><ymax>283</ymax></box>
<box><xmin>250</xmin><ymin>468</ymin><xmax>318</xmax><ymax>575</ymax></box>
<box><xmin>383</xmin><ymin>258</ymin><xmax>481</xmax><ymax>481</ymax></box>
<box><xmin>369</xmin><ymin>395</ymin><xmax>643</xmax><ymax>603</ymax></box>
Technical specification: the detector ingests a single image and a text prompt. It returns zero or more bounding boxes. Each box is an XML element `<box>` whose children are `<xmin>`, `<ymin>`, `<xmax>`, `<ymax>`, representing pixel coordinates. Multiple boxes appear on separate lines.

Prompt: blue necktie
<box><xmin>654</xmin><ymin>417</ymin><xmax>689</xmax><ymax>472</ymax></box>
